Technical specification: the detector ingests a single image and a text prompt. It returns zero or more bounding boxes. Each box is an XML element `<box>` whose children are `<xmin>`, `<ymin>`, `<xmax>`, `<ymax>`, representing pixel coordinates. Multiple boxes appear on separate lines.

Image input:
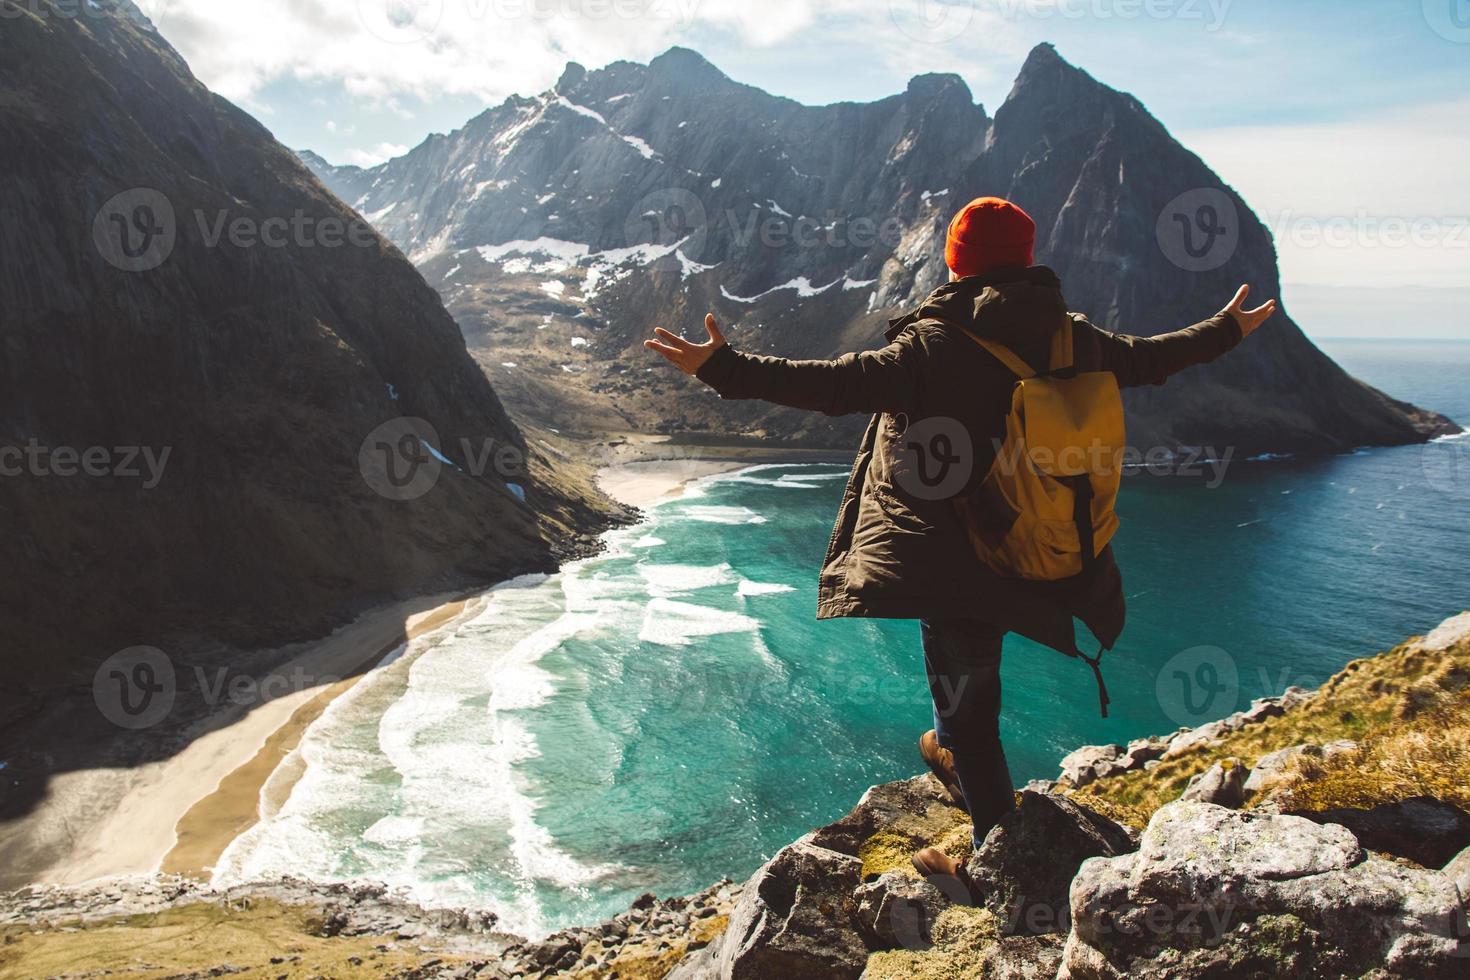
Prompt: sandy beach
<box><xmin>593</xmin><ymin>434</ymin><xmax>852</xmax><ymax>508</ymax></box>
<box><xmin>20</xmin><ymin>593</ymin><xmax>482</xmax><ymax>888</ymax></box>
<box><xmin>596</xmin><ymin>458</ymin><xmax>751</xmax><ymax>507</ymax></box>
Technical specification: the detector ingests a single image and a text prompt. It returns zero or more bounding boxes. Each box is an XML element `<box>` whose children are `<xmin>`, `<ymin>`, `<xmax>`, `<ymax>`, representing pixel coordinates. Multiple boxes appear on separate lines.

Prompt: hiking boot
<box><xmin>920</xmin><ymin>730</ymin><xmax>968</xmax><ymax>812</ymax></box>
<box><xmin>911</xmin><ymin>847</ymin><xmax>977</xmax><ymax>905</ymax></box>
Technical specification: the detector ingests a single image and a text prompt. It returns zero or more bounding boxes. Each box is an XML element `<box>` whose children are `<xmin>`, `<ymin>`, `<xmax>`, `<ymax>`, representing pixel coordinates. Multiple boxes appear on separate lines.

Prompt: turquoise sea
<box><xmin>213</xmin><ymin>339</ymin><xmax>1470</xmax><ymax>938</ymax></box>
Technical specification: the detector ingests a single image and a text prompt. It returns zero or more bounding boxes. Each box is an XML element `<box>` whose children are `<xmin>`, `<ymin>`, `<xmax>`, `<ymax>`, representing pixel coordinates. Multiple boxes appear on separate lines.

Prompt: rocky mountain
<box><xmin>302</xmin><ymin>44</ymin><xmax>1456</xmax><ymax>455</ymax></box>
<box><xmin>0</xmin><ymin>2</ymin><xmax>618</xmax><ymax>731</ymax></box>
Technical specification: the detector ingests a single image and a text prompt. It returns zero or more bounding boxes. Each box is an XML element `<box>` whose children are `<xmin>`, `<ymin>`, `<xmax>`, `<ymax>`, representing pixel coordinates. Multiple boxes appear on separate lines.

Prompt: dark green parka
<box><xmin>696</xmin><ymin>266</ymin><xmax>1243</xmax><ymax>661</ymax></box>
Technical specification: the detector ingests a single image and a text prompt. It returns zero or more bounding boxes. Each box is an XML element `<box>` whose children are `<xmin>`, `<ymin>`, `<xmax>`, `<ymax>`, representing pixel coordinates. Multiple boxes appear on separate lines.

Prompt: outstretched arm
<box><xmin>645</xmin><ymin>314</ymin><xmax>921</xmax><ymax>417</ymax></box>
<box><xmin>1092</xmin><ymin>285</ymin><xmax>1277</xmax><ymax>388</ymax></box>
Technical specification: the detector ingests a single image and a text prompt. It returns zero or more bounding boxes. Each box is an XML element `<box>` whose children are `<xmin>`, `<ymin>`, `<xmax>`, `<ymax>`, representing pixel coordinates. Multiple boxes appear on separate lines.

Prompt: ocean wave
<box><xmin>213</xmin><ymin>576</ymin><xmax>626</xmax><ymax>939</ymax></box>
<box><xmin>638</xmin><ymin>597</ymin><xmax>761</xmax><ymax>647</ymax></box>
<box><xmin>736</xmin><ymin>580</ymin><xmax>797</xmax><ymax>597</ymax></box>
<box><xmin>638</xmin><ymin>562</ymin><xmax>736</xmax><ymax>596</ymax></box>
<box><xmin>680</xmin><ymin>505</ymin><xmax>768</xmax><ymax>525</ymax></box>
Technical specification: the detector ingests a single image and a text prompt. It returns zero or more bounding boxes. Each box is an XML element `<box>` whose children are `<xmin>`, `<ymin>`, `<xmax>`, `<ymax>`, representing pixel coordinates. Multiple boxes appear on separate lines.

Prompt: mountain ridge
<box><xmin>301</xmin><ymin>43</ymin><xmax>1458</xmax><ymax>455</ymax></box>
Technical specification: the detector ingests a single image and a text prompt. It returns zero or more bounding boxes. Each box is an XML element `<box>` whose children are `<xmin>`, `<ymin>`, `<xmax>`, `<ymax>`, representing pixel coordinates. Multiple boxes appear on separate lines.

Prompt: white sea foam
<box><xmin>638</xmin><ymin>598</ymin><xmax>761</xmax><ymax>647</ymax></box>
<box><xmin>638</xmin><ymin>562</ymin><xmax>735</xmax><ymax>596</ymax></box>
<box><xmin>681</xmin><ymin>504</ymin><xmax>768</xmax><ymax>525</ymax></box>
<box><xmin>212</xmin><ymin>575</ymin><xmax>623</xmax><ymax>938</ymax></box>
<box><xmin>737</xmin><ymin>580</ymin><xmax>796</xmax><ymax>597</ymax></box>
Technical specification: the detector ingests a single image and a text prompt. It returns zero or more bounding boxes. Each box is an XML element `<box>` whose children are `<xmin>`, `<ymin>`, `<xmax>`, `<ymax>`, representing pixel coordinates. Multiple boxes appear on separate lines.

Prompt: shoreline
<box><xmin>591</xmin><ymin>434</ymin><xmax>853</xmax><ymax>508</ymax></box>
<box><xmin>12</xmin><ymin>447</ymin><xmax>828</xmax><ymax>892</ymax></box>
<box><xmin>158</xmin><ymin>598</ymin><xmax>482</xmax><ymax>880</ymax></box>
<box><xmin>20</xmin><ymin>593</ymin><xmax>483</xmax><ymax>889</ymax></box>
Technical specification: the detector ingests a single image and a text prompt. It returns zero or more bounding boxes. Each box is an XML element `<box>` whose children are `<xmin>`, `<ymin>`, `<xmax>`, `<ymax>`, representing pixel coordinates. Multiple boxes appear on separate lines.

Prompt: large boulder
<box><xmin>1060</xmin><ymin>801</ymin><xmax>1469</xmax><ymax>978</ymax></box>
<box><xmin>980</xmin><ymin>934</ymin><xmax>1067</xmax><ymax>978</ymax></box>
<box><xmin>1243</xmin><ymin>744</ymin><xmax>1319</xmax><ymax>796</ymax></box>
<box><xmin>807</xmin><ymin>774</ymin><xmax>965</xmax><ymax>860</ymax></box>
<box><xmin>965</xmin><ymin>791</ymin><xmax>1136</xmax><ymax>936</ymax></box>
<box><xmin>1058</xmin><ymin>744</ymin><xmax>1127</xmax><ymax>788</ymax></box>
<box><xmin>1289</xmin><ymin>797</ymin><xmax>1470</xmax><ymax>869</ymax></box>
<box><xmin>1444</xmin><ymin>846</ymin><xmax>1470</xmax><ymax>910</ymax></box>
<box><xmin>853</xmin><ymin>871</ymin><xmax>951</xmax><ymax>950</ymax></box>
<box><xmin>698</xmin><ymin>838</ymin><xmax>869</xmax><ymax>980</ymax></box>
<box><xmin>1179</xmin><ymin>759</ymin><xmax>1249</xmax><ymax>808</ymax></box>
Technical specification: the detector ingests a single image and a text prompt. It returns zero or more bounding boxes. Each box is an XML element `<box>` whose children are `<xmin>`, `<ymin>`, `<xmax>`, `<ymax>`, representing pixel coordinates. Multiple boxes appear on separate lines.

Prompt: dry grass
<box><xmin>0</xmin><ymin>899</ymin><xmax>473</xmax><ymax>980</ymax></box>
<box><xmin>861</xmin><ymin>906</ymin><xmax>999</xmax><ymax>980</ymax></box>
<box><xmin>1071</xmin><ymin>625</ymin><xmax>1470</xmax><ymax>828</ymax></box>
<box><xmin>1271</xmin><ymin>690</ymin><xmax>1470</xmax><ymax>813</ymax></box>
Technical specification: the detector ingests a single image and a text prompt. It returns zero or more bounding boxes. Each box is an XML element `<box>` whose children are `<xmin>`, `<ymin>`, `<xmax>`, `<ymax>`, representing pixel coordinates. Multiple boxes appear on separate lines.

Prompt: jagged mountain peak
<box><xmin>555</xmin><ymin>62</ymin><xmax>588</xmax><ymax>93</ymax></box>
<box><xmin>1019</xmin><ymin>40</ymin><xmax>1070</xmax><ymax>71</ymax></box>
<box><xmin>904</xmin><ymin>71</ymin><xmax>976</xmax><ymax>106</ymax></box>
<box><xmin>648</xmin><ymin>45</ymin><xmax>724</xmax><ymax>77</ymax></box>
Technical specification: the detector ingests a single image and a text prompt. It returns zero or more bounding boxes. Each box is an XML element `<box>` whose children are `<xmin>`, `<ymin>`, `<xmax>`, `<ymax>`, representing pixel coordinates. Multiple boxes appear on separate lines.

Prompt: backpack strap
<box><xmin>955</xmin><ymin>318</ymin><xmax>1074</xmax><ymax>380</ymax></box>
<box><xmin>1049</xmin><ymin>318</ymin><xmax>1075</xmax><ymax>374</ymax></box>
<box><xmin>1079</xmin><ymin>644</ymin><xmax>1111</xmax><ymax>719</ymax></box>
<box><xmin>964</xmin><ymin>333</ymin><xmax>1036</xmax><ymax>380</ymax></box>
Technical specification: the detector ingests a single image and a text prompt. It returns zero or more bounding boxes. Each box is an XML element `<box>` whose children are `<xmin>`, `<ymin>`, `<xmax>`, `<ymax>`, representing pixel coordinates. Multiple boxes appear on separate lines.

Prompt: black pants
<box><xmin>921</xmin><ymin>618</ymin><xmax>1015</xmax><ymax>847</ymax></box>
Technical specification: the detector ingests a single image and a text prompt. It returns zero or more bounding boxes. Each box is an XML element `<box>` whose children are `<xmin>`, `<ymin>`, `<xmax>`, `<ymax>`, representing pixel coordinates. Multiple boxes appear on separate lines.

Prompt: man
<box><xmin>644</xmin><ymin>197</ymin><xmax>1275</xmax><ymax>892</ymax></box>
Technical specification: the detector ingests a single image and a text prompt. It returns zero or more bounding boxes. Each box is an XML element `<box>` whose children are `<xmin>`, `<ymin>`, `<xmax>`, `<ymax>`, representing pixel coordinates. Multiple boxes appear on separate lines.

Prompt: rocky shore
<box><xmin>5</xmin><ymin>613</ymin><xmax>1469</xmax><ymax>979</ymax></box>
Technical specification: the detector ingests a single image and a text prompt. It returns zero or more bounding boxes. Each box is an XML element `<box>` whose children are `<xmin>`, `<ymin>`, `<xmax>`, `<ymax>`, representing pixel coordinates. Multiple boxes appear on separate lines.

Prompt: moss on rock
<box><xmin>861</xmin><ymin>906</ymin><xmax>998</xmax><ymax>979</ymax></box>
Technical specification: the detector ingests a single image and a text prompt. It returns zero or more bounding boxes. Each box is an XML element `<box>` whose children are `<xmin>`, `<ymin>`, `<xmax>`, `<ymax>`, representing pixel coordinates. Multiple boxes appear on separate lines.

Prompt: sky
<box><xmin>132</xmin><ymin>0</ymin><xmax>1468</xmax><ymax>338</ymax></box>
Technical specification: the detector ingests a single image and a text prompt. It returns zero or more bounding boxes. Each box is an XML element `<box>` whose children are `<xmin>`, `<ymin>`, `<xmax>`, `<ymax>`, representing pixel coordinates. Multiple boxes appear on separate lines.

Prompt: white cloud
<box><xmin>140</xmin><ymin>0</ymin><xmax>1016</xmax><ymax>108</ymax></box>
<box><xmin>143</xmin><ymin>0</ymin><xmax>804</xmax><ymax>106</ymax></box>
<box><xmin>1180</xmin><ymin>100</ymin><xmax>1470</xmax><ymax>290</ymax></box>
<box><xmin>346</xmin><ymin>141</ymin><xmax>411</xmax><ymax>167</ymax></box>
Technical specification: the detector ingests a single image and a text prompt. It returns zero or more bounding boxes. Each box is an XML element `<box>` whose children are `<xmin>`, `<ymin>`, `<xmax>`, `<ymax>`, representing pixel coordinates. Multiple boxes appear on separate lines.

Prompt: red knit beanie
<box><xmin>945</xmin><ymin>197</ymin><xmax>1036</xmax><ymax>278</ymax></box>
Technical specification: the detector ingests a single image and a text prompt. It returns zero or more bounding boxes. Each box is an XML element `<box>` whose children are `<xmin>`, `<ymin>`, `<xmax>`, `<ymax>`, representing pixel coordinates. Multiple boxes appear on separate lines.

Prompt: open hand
<box><xmin>1222</xmin><ymin>285</ymin><xmax>1277</xmax><ymax>338</ymax></box>
<box><xmin>645</xmin><ymin>314</ymin><xmax>727</xmax><ymax>376</ymax></box>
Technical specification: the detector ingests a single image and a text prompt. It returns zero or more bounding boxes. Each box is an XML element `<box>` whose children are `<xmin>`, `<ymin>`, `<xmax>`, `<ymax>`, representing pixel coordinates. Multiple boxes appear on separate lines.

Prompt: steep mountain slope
<box><xmin>0</xmin><ymin>1</ymin><xmax>616</xmax><ymax>719</ymax></box>
<box><xmin>303</xmin><ymin>45</ymin><xmax>1456</xmax><ymax>454</ymax></box>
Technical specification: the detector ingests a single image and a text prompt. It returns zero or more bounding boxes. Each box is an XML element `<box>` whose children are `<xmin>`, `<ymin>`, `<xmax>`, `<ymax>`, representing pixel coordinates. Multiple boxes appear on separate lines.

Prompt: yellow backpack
<box><xmin>953</xmin><ymin>317</ymin><xmax>1125</xmax><ymax>583</ymax></box>
<box><xmin>952</xmin><ymin>317</ymin><xmax>1125</xmax><ymax>717</ymax></box>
